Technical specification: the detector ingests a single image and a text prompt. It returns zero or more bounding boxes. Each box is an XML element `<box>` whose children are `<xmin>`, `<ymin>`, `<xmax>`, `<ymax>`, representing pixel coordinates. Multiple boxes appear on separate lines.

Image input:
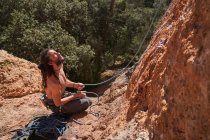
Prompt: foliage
<box><xmin>0</xmin><ymin>0</ymin><xmax>170</xmax><ymax>82</ymax></box>
<box><xmin>100</xmin><ymin>70</ymin><xmax>114</xmax><ymax>81</ymax></box>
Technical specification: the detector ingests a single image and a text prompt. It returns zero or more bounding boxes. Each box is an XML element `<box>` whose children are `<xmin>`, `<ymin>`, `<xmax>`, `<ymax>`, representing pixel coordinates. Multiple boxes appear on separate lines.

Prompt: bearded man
<box><xmin>38</xmin><ymin>49</ymin><xmax>92</xmax><ymax>115</ymax></box>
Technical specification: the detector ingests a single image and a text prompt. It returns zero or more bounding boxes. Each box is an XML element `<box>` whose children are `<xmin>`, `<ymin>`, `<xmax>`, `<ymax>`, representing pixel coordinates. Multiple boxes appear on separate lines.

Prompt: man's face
<box><xmin>48</xmin><ymin>49</ymin><xmax>64</xmax><ymax>66</ymax></box>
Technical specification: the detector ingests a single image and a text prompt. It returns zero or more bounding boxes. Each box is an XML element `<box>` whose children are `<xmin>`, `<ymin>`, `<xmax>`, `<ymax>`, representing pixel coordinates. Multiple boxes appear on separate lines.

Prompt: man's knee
<box><xmin>61</xmin><ymin>98</ymin><xmax>92</xmax><ymax>114</ymax></box>
<box><xmin>87</xmin><ymin>98</ymin><xmax>92</xmax><ymax>106</ymax></box>
<box><xmin>84</xmin><ymin>98</ymin><xmax>91</xmax><ymax>106</ymax></box>
<box><xmin>81</xmin><ymin>98</ymin><xmax>92</xmax><ymax>110</ymax></box>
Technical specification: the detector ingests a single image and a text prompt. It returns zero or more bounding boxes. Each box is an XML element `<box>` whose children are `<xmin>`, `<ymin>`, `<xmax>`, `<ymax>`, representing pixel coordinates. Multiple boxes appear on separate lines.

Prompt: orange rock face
<box><xmin>127</xmin><ymin>0</ymin><xmax>210</xmax><ymax>139</ymax></box>
<box><xmin>0</xmin><ymin>50</ymin><xmax>43</xmax><ymax>98</ymax></box>
<box><xmin>0</xmin><ymin>50</ymin><xmax>49</xmax><ymax>139</ymax></box>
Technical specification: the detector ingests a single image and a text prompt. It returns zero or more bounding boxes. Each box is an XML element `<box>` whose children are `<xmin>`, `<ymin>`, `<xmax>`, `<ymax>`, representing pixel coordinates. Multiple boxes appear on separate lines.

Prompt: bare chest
<box><xmin>58</xmin><ymin>74</ymin><xmax>66</xmax><ymax>89</ymax></box>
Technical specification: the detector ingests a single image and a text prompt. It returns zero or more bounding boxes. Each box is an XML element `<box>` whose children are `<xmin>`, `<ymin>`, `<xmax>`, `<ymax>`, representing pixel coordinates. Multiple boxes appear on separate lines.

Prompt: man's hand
<box><xmin>74</xmin><ymin>83</ymin><xmax>85</xmax><ymax>90</ymax></box>
<box><xmin>74</xmin><ymin>91</ymin><xmax>86</xmax><ymax>98</ymax></box>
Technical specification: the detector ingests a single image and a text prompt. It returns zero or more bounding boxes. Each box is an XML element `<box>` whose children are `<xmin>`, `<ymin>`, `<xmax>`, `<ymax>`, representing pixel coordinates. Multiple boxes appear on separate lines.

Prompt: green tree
<box><xmin>0</xmin><ymin>0</ymin><xmax>170</xmax><ymax>82</ymax></box>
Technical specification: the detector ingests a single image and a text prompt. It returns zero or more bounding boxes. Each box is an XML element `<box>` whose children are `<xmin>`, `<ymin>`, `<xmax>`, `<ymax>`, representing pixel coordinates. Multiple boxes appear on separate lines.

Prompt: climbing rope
<box><xmin>86</xmin><ymin>92</ymin><xmax>101</xmax><ymax>118</ymax></box>
<box><xmin>84</xmin><ymin>0</ymin><xmax>164</xmax><ymax>87</ymax></box>
<box><xmin>71</xmin><ymin>0</ymin><xmax>166</xmax><ymax>126</ymax></box>
<box><xmin>71</xmin><ymin>91</ymin><xmax>101</xmax><ymax>125</ymax></box>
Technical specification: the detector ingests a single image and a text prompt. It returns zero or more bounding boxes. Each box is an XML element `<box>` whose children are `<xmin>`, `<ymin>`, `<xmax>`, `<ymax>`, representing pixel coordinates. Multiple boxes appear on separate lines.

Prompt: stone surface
<box><xmin>127</xmin><ymin>0</ymin><xmax>210</xmax><ymax>139</ymax></box>
<box><xmin>0</xmin><ymin>50</ymin><xmax>43</xmax><ymax>98</ymax></box>
<box><xmin>0</xmin><ymin>93</ymin><xmax>50</xmax><ymax>139</ymax></box>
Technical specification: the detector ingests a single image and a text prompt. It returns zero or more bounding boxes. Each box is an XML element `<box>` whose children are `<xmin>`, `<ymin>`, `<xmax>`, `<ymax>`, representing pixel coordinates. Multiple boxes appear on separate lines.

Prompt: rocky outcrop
<box><xmin>127</xmin><ymin>0</ymin><xmax>210</xmax><ymax>139</ymax></box>
<box><xmin>0</xmin><ymin>50</ymin><xmax>48</xmax><ymax>139</ymax></box>
<box><xmin>0</xmin><ymin>50</ymin><xmax>42</xmax><ymax>98</ymax></box>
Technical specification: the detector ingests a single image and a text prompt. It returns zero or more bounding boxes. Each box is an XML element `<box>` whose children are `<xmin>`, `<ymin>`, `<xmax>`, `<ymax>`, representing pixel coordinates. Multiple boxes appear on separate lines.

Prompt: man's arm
<box><xmin>65</xmin><ymin>79</ymin><xmax>75</xmax><ymax>88</ymax></box>
<box><xmin>62</xmin><ymin>68</ymin><xmax>84</xmax><ymax>90</ymax></box>
<box><xmin>50</xmin><ymin>83</ymin><xmax>77</xmax><ymax>107</ymax></box>
<box><xmin>65</xmin><ymin>79</ymin><xmax>85</xmax><ymax>90</ymax></box>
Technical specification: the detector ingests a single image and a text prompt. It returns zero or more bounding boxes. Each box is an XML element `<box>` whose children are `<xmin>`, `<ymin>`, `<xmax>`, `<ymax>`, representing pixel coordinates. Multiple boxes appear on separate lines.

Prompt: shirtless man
<box><xmin>38</xmin><ymin>48</ymin><xmax>92</xmax><ymax>115</ymax></box>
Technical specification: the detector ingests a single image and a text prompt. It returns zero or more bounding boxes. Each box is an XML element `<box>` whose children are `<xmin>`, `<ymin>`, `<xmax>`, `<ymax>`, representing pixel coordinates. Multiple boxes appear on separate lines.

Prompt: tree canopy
<box><xmin>0</xmin><ymin>0</ymin><xmax>170</xmax><ymax>82</ymax></box>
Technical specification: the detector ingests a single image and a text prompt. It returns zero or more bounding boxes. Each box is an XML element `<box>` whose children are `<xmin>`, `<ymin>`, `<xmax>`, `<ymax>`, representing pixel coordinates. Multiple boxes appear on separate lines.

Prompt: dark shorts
<box><xmin>41</xmin><ymin>92</ymin><xmax>92</xmax><ymax>115</ymax></box>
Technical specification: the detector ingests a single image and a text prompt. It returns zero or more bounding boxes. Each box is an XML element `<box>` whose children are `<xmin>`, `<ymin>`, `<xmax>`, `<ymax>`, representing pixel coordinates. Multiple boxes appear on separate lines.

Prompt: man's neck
<box><xmin>53</xmin><ymin>64</ymin><xmax>63</xmax><ymax>75</ymax></box>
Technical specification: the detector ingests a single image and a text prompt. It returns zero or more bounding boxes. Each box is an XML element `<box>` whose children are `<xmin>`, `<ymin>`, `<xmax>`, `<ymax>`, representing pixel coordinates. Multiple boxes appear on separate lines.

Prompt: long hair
<box><xmin>38</xmin><ymin>48</ymin><xmax>56</xmax><ymax>88</ymax></box>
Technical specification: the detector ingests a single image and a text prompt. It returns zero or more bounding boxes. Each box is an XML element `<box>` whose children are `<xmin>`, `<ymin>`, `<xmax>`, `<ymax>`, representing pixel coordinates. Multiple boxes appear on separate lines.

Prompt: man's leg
<box><xmin>61</xmin><ymin>97</ymin><xmax>92</xmax><ymax>115</ymax></box>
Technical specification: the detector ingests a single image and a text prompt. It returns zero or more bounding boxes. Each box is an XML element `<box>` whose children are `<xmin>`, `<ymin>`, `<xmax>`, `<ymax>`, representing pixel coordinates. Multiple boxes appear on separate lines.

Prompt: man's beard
<box><xmin>56</xmin><ymin>55</ymin><xmax>65</xmax><ymax>66</ymax></box>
